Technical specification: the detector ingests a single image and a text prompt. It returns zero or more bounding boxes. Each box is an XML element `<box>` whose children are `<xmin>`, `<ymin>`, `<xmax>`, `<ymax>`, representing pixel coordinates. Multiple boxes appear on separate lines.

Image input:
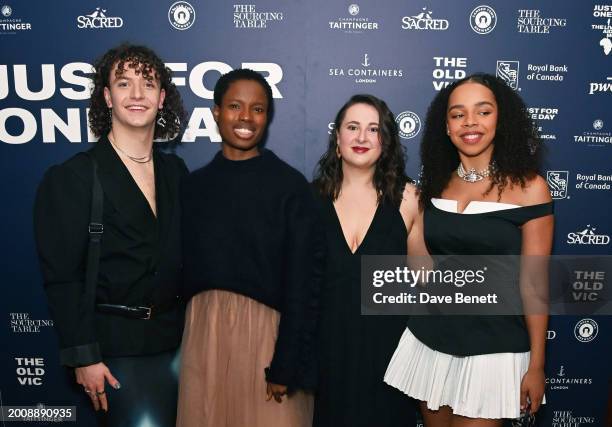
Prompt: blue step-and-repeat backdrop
<box><xmin>1</xmin><ymin>1</ymin><xmax>611</xmax><ymax>425</ymax></box>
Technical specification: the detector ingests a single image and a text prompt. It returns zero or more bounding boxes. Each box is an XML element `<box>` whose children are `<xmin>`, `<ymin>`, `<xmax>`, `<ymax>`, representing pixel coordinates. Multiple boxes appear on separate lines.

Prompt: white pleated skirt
<box><xmin>384</xmin><ymin>328</ymin><xmax>544</xmax><ymax>419</ymax></box>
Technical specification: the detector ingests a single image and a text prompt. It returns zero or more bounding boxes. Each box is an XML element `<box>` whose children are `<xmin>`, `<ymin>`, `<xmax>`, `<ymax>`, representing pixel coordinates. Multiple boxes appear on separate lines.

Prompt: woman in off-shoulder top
<box><xmin>384</xmin><ymin>73</ymin><xmax>554</xmax><ymax>426</ymax></box>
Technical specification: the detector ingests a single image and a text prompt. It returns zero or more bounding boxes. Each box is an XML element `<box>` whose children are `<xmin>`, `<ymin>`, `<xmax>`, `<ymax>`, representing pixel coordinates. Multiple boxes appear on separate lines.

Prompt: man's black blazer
<box><xmin>34</xmin><ymin>136</ymin><xmax>188</xmax><ymax>367</ymax></box>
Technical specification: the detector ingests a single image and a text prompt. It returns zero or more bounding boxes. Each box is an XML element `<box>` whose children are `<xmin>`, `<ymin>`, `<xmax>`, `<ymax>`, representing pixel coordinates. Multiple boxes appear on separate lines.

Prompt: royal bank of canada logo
<box><xmin>77</xmin><ymin>7</ymin><xmax>124</xmax><ymax>29</ymax></box>
<box><xmin>233</xmin><ymin>4</ymin><xmax>283</xmax><ymax>29</ymax></box>
<box><xmin>574</xmin><ymin>318</ymin><xmax>599</xmax><ymax>342</ymax></box>
<box><xmin>329</xmin><ymin>3</ymin><xmax>379</xmax><ymax>33</ymax></box>
<box><xmin>402</xmin><ymin>7</ymin><xmax>449</xmax><ymax>31</ymax></box>
<box><xmin>329</xmin><ymin>53</ymin><xmax>403</xmax><ymax>84</ymax></box>
<box><xmin>1</xmin><ymin>4</ymin><xmax>11</xmax><ymax>17</ymax></box>
<box><xmin>567</xmin><ymin>225</ymin><xmax>611</xmax><ymax>245</ymax></box>
<box><xmin>546</xmin><ymin>171</ymin><xmax>568</xmax><ymax>199</ymax></box>
<box><xmin>396</xmin><ymin>111</ymin><xmax>421</xmax><ymax>139</ymax></box>
<box><xmin>496</xmin><ymin>61</ymin><xmax>520</xmax><ymax>90</ymax></box>
<box><xmin>168</xmin><ymin>1</ymin><xmax>195</xmax><ymax>31</ymax></box>
<box><xmin>592</xmin><ymin>6</ymin><xmax>612</xmax><ymax>55</ymax></box>
<box><xmin>575</xmin><ymin>173</ymin><xmax>612</xmax><ymax>191</ymax></box>
<box><xmin>470</xmin><ymin>5</ymin><xmax>496</xmax><ymax>34</ymax></box>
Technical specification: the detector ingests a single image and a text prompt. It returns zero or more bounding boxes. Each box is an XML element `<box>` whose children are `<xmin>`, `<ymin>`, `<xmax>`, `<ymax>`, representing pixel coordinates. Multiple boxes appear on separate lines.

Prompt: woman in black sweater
<box><xmin>177</xmin><ymin>69</ymin><xmax>324</xmax><ymax>427</ymax></box>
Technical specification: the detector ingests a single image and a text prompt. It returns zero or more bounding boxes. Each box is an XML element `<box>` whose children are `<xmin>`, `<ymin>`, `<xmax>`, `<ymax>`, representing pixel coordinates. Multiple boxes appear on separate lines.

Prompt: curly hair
<box><xmin>313</xmin><ymin>94</ymin><xmax>409</xmax><ymax>207</ymax></box>
<box><xmin>418</xmin><ymin>73</ymin><xmax>542</xmax><ymax>208</ymax></box>
<box><xmin>89</xmin><ymin>43</ymin><xmax>186</xmax><ymax>140</ymax></box>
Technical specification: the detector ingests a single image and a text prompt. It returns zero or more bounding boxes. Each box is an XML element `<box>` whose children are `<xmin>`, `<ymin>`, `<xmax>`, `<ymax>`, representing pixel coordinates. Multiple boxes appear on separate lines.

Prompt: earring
<box><xmin>108</xmin><ymin>108</ymin><xmax>113</xmax><ymax>128</ymax></box>
<box><xmin>335</xmin><ymin>144</ymin><xmax>341</xmax><ymax>159</ymax></box>
<box><xmin>156</xmin><ymin>109</ymin><xmax>167</xmax><ymax>128</ymax></box>
<box><xmin>446</xmin><ymin>128</ymin><xmax>450</xmax><ymax>135</ymax></box>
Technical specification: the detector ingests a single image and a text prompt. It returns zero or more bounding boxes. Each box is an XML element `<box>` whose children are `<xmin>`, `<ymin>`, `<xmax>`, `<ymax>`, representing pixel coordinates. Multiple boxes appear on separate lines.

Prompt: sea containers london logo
<box><xmin>328</xmin><ymin>53</ymin><xmax>403</xmax><ymax>84</ymax></box>
<box><xmin>10</xmin><ymin>312</ymin><xmax>53</xmax><ymax>333</ymax></box>
<box><xmin>328</xmin><ymin>3</ymin><xmax>380</xmax><ymax>34</ymax></box>
<box><xmin>574</xmin><ymin>318</ymin><xmax>599</xmax><ymax>342</ymax></box>
<box><xmin>516</xmin><ymin>9</ymin><xmax>567</xmax><ymax>34</ymax></box>
<box><xmin>546</xmin><ymin>171</ymin><xmax>569</xmax><ymax>199</ymax></box>
<box><xmin>528</xmin><ymin>106</ymin><xmax>558</xmax><ymax>141</ymax></box>
<box><xmin>496</xmin><ymin>61</ymin><xmax>520</xmax><ymax>90</ymax></box>
<box><xmin>432</xmin><ymin>57</ymin><xmax>467</xmax><ymax>91</ymax></box>
<box><xmin>396</xmin><ymin>111</ymin><xmax>421</xmax><ymax>140</ymax></box>
<box><xmin>0</xmin><ymin>4</ymin><xmax>32</xmax><ymax>34</ymax></box>
<box><xmin>469</xmin><ymin>5</ymin><xmax>496</xmax><ymax>34</ymax></box>
<box><xmin>546</xmin><ymin>364</ymin><xmax>593</xmax><ymax>391</ymax></box>
<box><xmin>592</xmin><ymin>5</ymin><xmax>612</xmax><ymax>55</ymax></box>
<box><xmin>15</xmin><ymin>357</ymin><xmax>46</xmax><ymax>386</ymax></box>
<box><xmin>401</xmin><ymin>7</ymin><xmax>449</xmax><ymax>31</ymax></box>
<box><xmin>567</xmin><ymin>225</ymin><xmax>610</xmax><ymax>245</ymax></box>
<box><xmin>574</xmin><ymin>118</ymin><xmax>612</xmax><ymax>147</ymax></box>
<box><xmin>76</xmin><ymin>7</ymin><xmax>124</xmax><ymax>29</ymax></box>
<box><xmin>233</xmin><ymin>4</ymin><xmax>283</xmax><ymax>29</ymax></box>
<box><xmin>168</xmin><ymin>1</ymin><xmax>195</xmax><ymax>31</ymax></box>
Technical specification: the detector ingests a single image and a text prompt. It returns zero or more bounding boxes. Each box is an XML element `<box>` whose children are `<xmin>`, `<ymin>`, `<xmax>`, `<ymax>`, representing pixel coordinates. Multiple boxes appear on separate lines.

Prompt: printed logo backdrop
<box><xmin>1</xmin><ymin>1</ymin><xmax>610</xmax><ymax>425</ymax></box>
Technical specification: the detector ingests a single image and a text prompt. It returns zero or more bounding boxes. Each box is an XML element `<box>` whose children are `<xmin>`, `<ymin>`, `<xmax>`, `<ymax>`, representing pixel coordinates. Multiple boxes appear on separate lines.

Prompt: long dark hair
<box><xmin>89</xmin><ymin>43</ymin><xmax>186</xmax><ymax>140</ymax></box>
<box><xmin>313</xmin><ymin>94</ymin><xmax>408</xmax><ymax>207</ymax></box>
<box><xmin>419</xmin><ymin>73</ymin><xmax>542</xmax><ymax>208</ymax></box>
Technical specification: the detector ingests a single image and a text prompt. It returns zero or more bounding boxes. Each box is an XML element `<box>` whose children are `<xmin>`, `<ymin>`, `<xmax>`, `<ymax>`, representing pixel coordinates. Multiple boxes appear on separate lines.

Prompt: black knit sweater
<box><xmin>181</xmin><ymin>149</ymin><xmax>325</xmax><ymax>389</ymax></box>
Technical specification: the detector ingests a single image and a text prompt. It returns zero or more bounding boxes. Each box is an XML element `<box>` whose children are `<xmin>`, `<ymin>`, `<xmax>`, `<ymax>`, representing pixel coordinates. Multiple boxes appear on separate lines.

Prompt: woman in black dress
<box><xmin>312</xmin><ymin>94</ymin><xmax>422</xmax><ymax>426</ymax></box>
<box><xmin>385</xmin><ymin>74</ymin><xmax>553</xmax><ymax>426</ymax></box>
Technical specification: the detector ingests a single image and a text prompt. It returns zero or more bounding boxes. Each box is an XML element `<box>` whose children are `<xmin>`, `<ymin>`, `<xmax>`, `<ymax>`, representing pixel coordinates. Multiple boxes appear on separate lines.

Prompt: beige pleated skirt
<box><xmin>176</xmin><ymin>290</ymin><xmax>313</xmax><ymax>427</ymax></box>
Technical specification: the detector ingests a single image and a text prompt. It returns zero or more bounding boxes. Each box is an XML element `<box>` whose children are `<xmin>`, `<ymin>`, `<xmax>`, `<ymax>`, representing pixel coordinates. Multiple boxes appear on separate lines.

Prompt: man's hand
<box><xmin>75</xmin><ymin>362</ymin><xmax>120</xmax><ymax>411</ymax></box>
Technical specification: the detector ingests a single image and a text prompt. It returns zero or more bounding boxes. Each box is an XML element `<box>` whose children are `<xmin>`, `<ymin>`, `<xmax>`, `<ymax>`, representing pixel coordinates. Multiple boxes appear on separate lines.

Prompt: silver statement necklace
<box><xmin>109</xmin><ymin>132</ymin><xmax>152</xmax><ymax>164</ymax></box>
<box><xmin>457</xmin><ymin>162</ymin><xmax>495</xmax><ymax>183</ymax></box>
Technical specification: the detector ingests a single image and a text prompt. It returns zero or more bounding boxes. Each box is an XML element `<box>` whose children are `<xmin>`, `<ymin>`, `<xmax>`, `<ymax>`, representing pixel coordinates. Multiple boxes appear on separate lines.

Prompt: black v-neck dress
<box><xmin>313</xmin><ymin>196</ymin><xmax>416</xmax><ymax>427</ymax></box>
